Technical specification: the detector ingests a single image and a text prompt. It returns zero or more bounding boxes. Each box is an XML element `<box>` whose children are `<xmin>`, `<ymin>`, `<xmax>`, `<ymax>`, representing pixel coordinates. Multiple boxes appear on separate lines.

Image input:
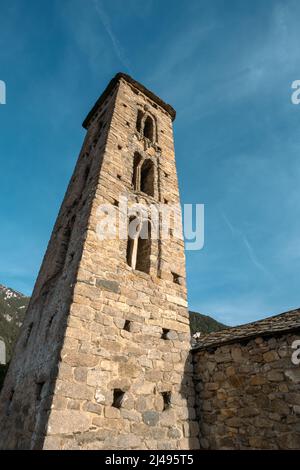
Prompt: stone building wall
<box><xmin>0</xmin><ymin>339</ymin><xmax>5</xmax><ymax>365</ymax></box>
<box><xmin>0</xmin><ymin>74</ymin><xmax>199</xmax><ymax>450</ymax></box>
<box><xmin>193</xmin><ymin>329</ymin><xmax>300</xmax><ymax>449</ymax></box>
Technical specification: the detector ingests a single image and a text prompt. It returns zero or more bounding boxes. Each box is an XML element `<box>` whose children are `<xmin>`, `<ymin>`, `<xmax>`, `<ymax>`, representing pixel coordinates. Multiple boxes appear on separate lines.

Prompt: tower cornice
<box><xmin>82</xmin><ymin>72</ymin><xmax>176</xmax><ymax>129</ymax></box>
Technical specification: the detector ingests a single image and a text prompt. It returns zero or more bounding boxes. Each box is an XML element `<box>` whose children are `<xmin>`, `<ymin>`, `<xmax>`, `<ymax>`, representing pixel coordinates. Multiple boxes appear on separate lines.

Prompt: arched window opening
<box><xmin>132</xmin><ymin>152</ymin><xmax>142</xmax><ymax>191</ymax></box>
<box><xmin>126</xmin><ymin>217</ymin><xmax>140</xmax><ymax>269</ymax></box>
<box><xmin>140</xmin><ymin>159</ymin><xmax>155</xmax><ymax>197</ymax></box>
<box><xmin>143</xmin><ymin>115</ymin><xmax>154</xmax><ymax>142</ymax></box>
<box><xmin>127</xmin><ymin>218</ymin><xmax>151</xmax><ymax>274</ymax></box>
<box><xmin>136</xmin><ymin>110</ymin><xmax>143</xmax><ymax>133</ymax></box>
<box><xmin>136</xmin><ymin>220</ymin><xmax>151</xmax><ymax>274</ymax></box>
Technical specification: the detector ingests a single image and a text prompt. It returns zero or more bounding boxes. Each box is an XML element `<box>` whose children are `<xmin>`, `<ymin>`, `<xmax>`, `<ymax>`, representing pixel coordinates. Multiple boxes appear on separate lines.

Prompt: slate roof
<box><xmin>192</xmin><ymin>308</ymin><xmax>300</xmax><ymax>351</ymax></box>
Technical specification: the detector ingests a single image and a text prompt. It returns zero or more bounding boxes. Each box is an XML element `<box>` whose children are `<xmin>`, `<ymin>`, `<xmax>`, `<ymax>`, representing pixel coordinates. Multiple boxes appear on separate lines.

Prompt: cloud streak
<box><xmin>221</xmin><ymin>211</ymin><xmax>270</xmax><ymax>277</ymax></box>
<box><xmin>92</xmin><ymin>0</ymin><xmax>132</xmax><ymax>73</ymax></box>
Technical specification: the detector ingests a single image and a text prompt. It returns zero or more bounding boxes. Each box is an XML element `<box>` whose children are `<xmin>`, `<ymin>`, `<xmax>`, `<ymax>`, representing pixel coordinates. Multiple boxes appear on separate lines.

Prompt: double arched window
<box><xmin>127</xmin><ymin>218</ymin><xmax>151</xmax><ymax>274</ymax></box>
<box><xmin>132</xmin><ymin>152</ymin><xmax>155</xmax><ymax>197</ymax></box>
<box><xmin>136</xmin><ymin>111</ymin><xmax>156</xmax><ymax>143</ymax></box>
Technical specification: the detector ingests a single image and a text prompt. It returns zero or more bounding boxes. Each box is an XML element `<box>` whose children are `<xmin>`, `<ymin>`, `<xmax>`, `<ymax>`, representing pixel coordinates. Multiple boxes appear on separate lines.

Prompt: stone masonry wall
<box><xmin>193</xmin><ymin>332</ymin><xmax>300</xmax><ymax>449</ymax></box>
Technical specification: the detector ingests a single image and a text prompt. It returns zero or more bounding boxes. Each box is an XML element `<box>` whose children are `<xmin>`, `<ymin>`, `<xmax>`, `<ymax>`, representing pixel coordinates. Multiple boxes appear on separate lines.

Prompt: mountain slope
<box><xmin>0</xmin><ymin>284</ymin><xmax>30</xmax><ymax>361</ymax></box>
<box><xmin>189</xmin><ymin>310</ymin><xmax>228</xmax><ymax>335</ymax></box>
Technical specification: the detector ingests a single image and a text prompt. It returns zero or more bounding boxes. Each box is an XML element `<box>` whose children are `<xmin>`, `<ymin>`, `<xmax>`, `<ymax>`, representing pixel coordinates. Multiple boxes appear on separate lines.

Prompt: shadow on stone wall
<box><xmin>179</xmin><ymin>351</ymin><xmax>200</xmax><ymax>449</ymax></box>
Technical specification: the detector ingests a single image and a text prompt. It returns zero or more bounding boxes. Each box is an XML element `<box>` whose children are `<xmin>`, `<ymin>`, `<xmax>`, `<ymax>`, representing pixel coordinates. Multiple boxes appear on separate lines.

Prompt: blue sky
<box><xmin>1</xmin><ymin>0</ymin><xmax>300</xmax><ymax>326</ymax></box>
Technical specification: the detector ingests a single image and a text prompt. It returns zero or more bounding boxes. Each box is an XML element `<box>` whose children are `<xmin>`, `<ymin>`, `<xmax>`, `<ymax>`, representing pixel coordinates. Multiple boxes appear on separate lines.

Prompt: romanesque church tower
<box><xmin>0</xmin><ymin>74</ymin><xmax>199</xmax><ymax>450</ymax></box>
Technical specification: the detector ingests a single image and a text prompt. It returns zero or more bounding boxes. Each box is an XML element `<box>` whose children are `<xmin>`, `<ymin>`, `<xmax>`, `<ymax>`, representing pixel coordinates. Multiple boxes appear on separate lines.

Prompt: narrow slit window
<box><xmin>6</xmin><ymin>389</ymin><xmax>14</xmax><ymax>416</ymax></box>
<box><xmin>24</xmin><ymin>322</ymin><xmax>34</xmax><ymax>347</ymax></box>
<box><xmin>132</xmin><ymin>153</ymin><xmax>142</xmax><ymax>191</ymax></box>
<box><xmin>140</xmin><ymin>159</ymin><xmax>155</xmax><ymax>197</ymax></box>
<box><xmin>45</xmin><ymin>313</ymin><xmax>56</xmax><ymax>339</ymax></box>
<box><xmin>36</xmin><ymin>381</ymin><xmax>46</xmax><ymax>401</ymax></box>
<box><xmin>143</xmin><ymin>115</ymin><xmax>154</xmax><ymax>142</ymax></box>
<box><xmin>135</xmin><ymin>220</ymin><xmax>151</xmax><ymax>274</ymax></box>
<box><xmin>136</xmin><ymin>110</ymin><xmax>143</xmax><ymax>133</ymax></box>
<box><xmin>84</xmin><ymin>165</ymin><xmax>90</xmax><ymax>183</ymax></box>
<box><xmin>161</xmin><ymin>391</ymin><xmax>171</xmax><ymax>411</ymax></box>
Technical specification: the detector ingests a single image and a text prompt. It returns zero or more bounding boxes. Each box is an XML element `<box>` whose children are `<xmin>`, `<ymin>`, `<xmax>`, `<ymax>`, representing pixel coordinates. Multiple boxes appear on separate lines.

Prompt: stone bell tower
<box><xmin>0</xmin><ymin>74</ymin><xmax>199</xmax><ymax>450</ymax></box>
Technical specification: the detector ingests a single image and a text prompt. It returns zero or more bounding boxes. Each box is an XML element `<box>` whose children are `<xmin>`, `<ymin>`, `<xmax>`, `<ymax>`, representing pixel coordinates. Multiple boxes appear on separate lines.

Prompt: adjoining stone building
<box><xmin>0</xmin><ymin>338</ymin><xmax>6</xmax><ymax>365</ymax></box>
<box><xmin>193</xmin><ymin>309</ymin><xmax>300</xmax><ymax>449</ymax></box>
<box><xmin>0</xmin><ymin>73</ymin><xmax>198</xmax><ymax>450</ymax></box>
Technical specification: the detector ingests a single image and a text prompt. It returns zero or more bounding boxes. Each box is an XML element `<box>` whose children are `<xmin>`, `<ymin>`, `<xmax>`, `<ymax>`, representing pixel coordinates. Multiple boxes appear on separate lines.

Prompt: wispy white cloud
<box><xmin>221</xmin><ymin>211</ymin><xmax>271</xmax><ymax>277</ymax></box>
<box><xmin>92</xmin><ymin>0</ymin><xmax>132</xmax><ymax>73</ymax></box>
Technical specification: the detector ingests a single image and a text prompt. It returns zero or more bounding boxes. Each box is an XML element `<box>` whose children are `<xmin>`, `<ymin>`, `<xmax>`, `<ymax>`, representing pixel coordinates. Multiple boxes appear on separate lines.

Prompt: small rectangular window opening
<box><xmin>161</xmin><ymin>328</ymin><xmax>170</xmax><ymax>340</ymax></box>
<box><xmin>123</xmin><ymin>320</ymin><xmax>131</xmax><ymax>332</ymax></box>
<box><xmin>161</xmin><ymin>391</ymin><xmax>171</xmax><ymax>411</ymax></box>
<box><xmin>112</xmin><ymin>389</ymin><xmax>125</xmax><ymax>408</ymax></box>
<box><xmin>172</xmin><ymin>272</ymin><xmax>181</xmax><ymax>285</ymax></box>
<box><xmin>36</xmin><ymin>381</ymin><xmax>46</xmax><ymax>401</ymax></box>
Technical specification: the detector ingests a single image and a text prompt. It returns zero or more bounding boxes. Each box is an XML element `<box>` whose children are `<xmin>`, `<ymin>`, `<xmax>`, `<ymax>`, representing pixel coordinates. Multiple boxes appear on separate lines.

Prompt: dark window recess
<box><xmin>24</xmin><ymin>322</ymin><xmax>34</xmax><ymax>347</ymax></box>
<box><xmin>118</xmin><ymin>144</ymin><xmax>123</xmax><ymax>150</ymax></box>
<box><xmin>123</xmin><ymin>320</ymin><xmax>131</xmax><ymax>332</ymax></box>
<box><xmin>112</xmin><ymin>389</ymin><xmax>125</xmax><ymax>408</ymax></box>
<box><xmin>55</xmin><ymin>215</ymin><xmax>76</xmax><ymax>274</ymax></box>
<box><xmin>84</xmin><ymin>165</ymin><xmax>91</xmax><ymax>183</ymax></box>
<box><xmin>161</xmin><ymin>391</ymin><xmax>171</xmax><ymax>411</ymax></box>
<box><xmin>164</xmin><ymin>198</ymin><xmax>169</xmax><ymax>205</ymax></box>
<box><xmin>126</xmin><ymin>121</ymin><xmax>130</xmax><ymax>127</ymax></box>
<box><xmin>117</xmin><ymin>174</ymin><xmax>122</xmax><ymax>180</ymax></box>
<box><xmin>136</xmin><ymin>110</ymin><xmax>143</xmax><ymax>133</ymax></box>
<box><xmin>113</xmin><ymin>199</ymin><xmax>119</xmax><ymax>207</ymax></box>
<box><xmin>172</xmin><ymin>272</ymin><xmax>181</xmax><ymax>285</ymax></box>
<box><xmin>127</xmin><ymin>218</ymin><xmax>151</xmax><ymax>274</ymax></box>
<box><xmin>132</xmin><ymin>152</ymin><xmax>142</xmax><ymax>190</ymax></box>
<box><xmin>135</xmin><ymin>221</ymin><xmax>151</xmax><ymax>274</ymax></box>
<box><xmin>46</xmin><ymin>313</ymin><xmax>56</xmax><ymax>338</ymax></box>
<box><xmin>127</xmin><ymin>236</ymin><xmax>135</xmax><ymax>268</ymax></box>
<box><xmin>6</xmin><ymin>389</ymin><xmax>14</xmax><ymax>416</ymax></box>
<box><xmin>140</xmin><ymin>159</ymin><xmax>155</xmax><ymax>197</ymax></box>
<box><xmin>36</xmin><ymin>381</ymin><xmax>46</xmax><ymax>401</ymax></box>
<box><xmin>143</xmin><ymin>116</ymin><xmax>154</xmax><ymax>141</ymax></box>
<box><xmin>161</xmin><ymin>328</ymin><xmax>170</xmax><ymax>340</ymax></box>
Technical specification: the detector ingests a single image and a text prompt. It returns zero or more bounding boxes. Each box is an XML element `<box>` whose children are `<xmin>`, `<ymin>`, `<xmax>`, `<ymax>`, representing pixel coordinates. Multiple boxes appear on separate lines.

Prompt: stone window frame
<box><xmin>126</xmin><ymin>215</ymin><xmax>152</xmax><ymax>274</ymax></box>
<box><xmin>132</xmin><ymin>151</ymin><xmax>158</xmax><ymax>200</ymax></box>
<box><xmin>135</xmin><ymin>107</ymin><xmax>158</xmax><ymax>145</ymax></box>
